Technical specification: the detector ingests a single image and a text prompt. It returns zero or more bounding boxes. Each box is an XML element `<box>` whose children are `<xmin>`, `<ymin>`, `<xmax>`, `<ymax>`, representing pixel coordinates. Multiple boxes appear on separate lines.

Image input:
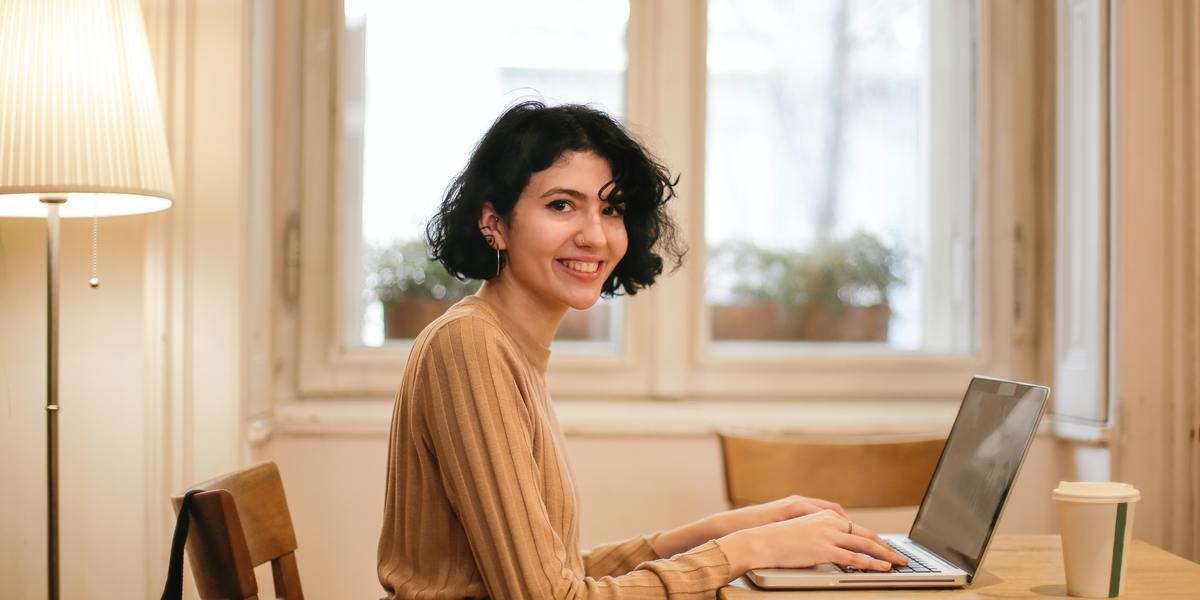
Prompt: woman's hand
<box><xmin>650</xmin><ymin>495</ymin><xmax>847</xmax><ymax>559</ymax></box>
<box><xmin>718</xmin><ymin>509</ymin><xmax>908</xmax><ymax>575</ymax></box>
<box><xmin>710</xmin><ymin>495</ymin><xmax>848</xmax><ymax>538</ymax></box>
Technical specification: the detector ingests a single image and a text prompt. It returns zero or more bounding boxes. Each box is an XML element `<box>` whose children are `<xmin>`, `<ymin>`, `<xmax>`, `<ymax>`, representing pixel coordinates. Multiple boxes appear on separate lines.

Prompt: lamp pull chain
<box><xmin>89</xmin><ymin>198</ymin><xmax>100</xmax><ymax>288</ymax></box>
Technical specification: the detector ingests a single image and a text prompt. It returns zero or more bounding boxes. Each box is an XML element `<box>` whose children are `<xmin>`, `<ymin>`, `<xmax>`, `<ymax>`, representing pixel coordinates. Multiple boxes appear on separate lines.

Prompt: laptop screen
<box><xmin>908</xmin><ymin>377</ymin><xmax>1048</xmax><ymax>577</ymax></box>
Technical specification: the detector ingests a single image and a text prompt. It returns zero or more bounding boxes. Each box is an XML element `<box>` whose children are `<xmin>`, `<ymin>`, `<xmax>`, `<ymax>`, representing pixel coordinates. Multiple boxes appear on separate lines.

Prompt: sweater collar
<box><xmin>461</xmin><ymin>295</ymin><xmax>552</xmax><ymax>375</ymax></box>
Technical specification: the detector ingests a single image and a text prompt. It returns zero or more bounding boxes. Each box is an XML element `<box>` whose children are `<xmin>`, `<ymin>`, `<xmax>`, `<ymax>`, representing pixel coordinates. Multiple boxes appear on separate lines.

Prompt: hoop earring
<box><xmin>480</xmin><ymin>225</ymin><xmax>503</xmax><ymax>278</ymax></box>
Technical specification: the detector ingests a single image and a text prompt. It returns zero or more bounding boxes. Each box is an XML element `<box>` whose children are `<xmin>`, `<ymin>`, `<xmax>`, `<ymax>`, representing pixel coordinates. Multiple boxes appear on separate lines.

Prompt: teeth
<box><xmin>563</xmin><ymin>260</ymin><xmax>598</xmax><ymax>273</ymax></box>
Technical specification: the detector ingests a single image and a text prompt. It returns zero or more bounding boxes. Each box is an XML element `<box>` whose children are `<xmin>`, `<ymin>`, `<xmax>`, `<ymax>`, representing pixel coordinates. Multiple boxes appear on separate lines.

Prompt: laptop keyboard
<box><xmin>839</xmin><ymin>540</ymin><xmax>943</xmax><ymax>574</ymax></box>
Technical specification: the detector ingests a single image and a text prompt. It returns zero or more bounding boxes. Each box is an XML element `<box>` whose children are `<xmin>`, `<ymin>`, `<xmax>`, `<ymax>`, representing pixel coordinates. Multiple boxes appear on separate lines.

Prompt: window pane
<box><xmin>705</xmin><ymin>0</ymin><xmax>975</xmax><ymax>351</ymax></box>
<box><xmin>343</xmin><ymin>0</ymin><xmax>628</xmax><ymax>347</ymax></box>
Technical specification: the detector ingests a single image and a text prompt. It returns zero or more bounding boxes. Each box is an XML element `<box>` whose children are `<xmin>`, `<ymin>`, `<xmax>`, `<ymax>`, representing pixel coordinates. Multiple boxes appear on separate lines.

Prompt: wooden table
<box><xmin>720</xmin><ymin>535</ymin><xmax>1200</xmax><ymax>599</ymax></box>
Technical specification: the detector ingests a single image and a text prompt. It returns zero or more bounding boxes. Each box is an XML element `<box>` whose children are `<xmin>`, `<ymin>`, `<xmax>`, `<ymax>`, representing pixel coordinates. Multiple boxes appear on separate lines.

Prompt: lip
<box><xmin>555</xmin><ymin>258</ymin><xmax>603</xmax><ymax>281</ymax></box>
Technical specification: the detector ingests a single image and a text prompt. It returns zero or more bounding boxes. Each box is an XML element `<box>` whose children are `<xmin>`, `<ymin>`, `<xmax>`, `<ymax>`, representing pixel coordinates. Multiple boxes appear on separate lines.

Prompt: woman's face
<box><xmin>488</xmin><ymin>150</ymin><xmax>628</xmax><ymax>312</ymax></box>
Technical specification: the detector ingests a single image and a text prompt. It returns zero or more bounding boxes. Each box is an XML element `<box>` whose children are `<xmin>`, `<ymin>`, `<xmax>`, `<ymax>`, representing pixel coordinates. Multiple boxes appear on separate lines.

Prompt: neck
<box><xmin>475</xmin><ymin>278</ymin><xmax>566</xmax><ymax>348</ymax></box>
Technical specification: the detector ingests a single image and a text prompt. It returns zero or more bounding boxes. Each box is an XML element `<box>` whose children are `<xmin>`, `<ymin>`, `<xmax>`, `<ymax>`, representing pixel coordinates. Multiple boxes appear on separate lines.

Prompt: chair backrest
<box><xmin>171</xmin><ymin>461</ymin><xmax>304</xmax><ymax>600</ymax></box>
<box><xmin>718</xmin><ymin>433</ymin><xmax>946</xmax><ymax>509</ymax></box>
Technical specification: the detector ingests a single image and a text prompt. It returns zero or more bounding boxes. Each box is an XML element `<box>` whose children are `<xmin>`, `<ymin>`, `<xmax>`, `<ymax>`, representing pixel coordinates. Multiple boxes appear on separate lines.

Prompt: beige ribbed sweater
<box><xmin>377</xmin><ymin>296</ymin><xmax>732</xmax><ymax>599</ymax></box>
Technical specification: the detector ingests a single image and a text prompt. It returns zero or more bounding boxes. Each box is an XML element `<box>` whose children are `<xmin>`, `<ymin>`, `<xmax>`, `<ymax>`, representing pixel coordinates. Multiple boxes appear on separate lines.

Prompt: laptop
<box><xmin>746</xmin><ymin>375</ymin><xmax>1050</xmax><ymax>590</ymax></box>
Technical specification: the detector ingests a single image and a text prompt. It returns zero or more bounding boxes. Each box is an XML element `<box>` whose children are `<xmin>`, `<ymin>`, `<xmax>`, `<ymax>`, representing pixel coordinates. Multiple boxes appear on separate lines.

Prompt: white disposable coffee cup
<box><xmin>1052</xmin><ymin>481</ymin><xmax>1140</xmax><ymax>598</ymax></box>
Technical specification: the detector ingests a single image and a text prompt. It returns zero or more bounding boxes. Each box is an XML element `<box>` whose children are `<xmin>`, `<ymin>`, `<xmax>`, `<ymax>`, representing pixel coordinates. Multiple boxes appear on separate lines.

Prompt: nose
<box><xmin>574</xmin><ymin>211</ymin><xmax>607</xmax><ymax>249</ymax></box>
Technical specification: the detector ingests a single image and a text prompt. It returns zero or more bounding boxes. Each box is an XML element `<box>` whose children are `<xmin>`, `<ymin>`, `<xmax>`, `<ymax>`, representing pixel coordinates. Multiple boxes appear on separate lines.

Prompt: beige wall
<box><xmin>1111</xmin><ymin>0</ymin><xmax>1200</xmax><ymax>559</ymax></box>
<box><xmin>0</xmin><ymin>216</ymin><xmax>154</xmax><ymax>599</ymax></box>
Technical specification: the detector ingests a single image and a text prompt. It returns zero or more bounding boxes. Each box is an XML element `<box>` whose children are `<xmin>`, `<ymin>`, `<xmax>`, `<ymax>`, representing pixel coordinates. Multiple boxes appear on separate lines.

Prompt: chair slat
<box><xmin>719</xmin><ymin>434</ymin><xmax>946</xmax><ymax>509</ymax></box>
<box><xmin>171</xmin><ymin>461</ymin><xmax>304</xmax><ymax>600</ymax></box>
<box><xmin>171</xmin><ymin>490</ymin><xmax>257</xmax><ymax>599</ymax></box>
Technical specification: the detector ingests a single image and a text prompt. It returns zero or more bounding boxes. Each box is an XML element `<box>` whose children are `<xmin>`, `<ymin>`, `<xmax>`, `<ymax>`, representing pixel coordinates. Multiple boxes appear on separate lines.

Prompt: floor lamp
<box><xmin>0</xmin><ymin>1</ymin><xmax>175</xmax><ymax>598</ymax></box>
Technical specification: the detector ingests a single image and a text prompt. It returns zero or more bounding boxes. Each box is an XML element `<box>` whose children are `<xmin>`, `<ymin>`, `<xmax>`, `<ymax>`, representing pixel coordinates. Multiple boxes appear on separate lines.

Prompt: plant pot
<box><xmin>383</xmin><ymin>299</ymin><xmax>614</xmax><ymax>341</ymax></box>
<box><xmin>792</xmin><ymin>303</ymin><xmax>890</xmax><ymax>341</ymax></box>
<box><xmin>710</xmin><ymin>303</ymin><xmax>784</xmax><ymax>340</ymax></box>
<box><xmin>382</xmin><ymin>298</ymin><xmax>457</xmax><ymax>339</ymax></box>
<box><xmin>711</xmin><ymin>302</ymin><xmax>890</xmax><ymax>342</ymax></box>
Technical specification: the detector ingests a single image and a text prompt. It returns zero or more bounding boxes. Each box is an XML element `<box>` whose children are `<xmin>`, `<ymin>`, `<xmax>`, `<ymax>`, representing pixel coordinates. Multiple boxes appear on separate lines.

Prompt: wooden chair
<box><xmin>718</xmin><ymin>433</ymin><xmax>946</xmax><ymax>509</ymax></box>
<box><xmin>171</xmin><ymin>461</ymin><xmax>304</xmax><ymax>599</ymax></box>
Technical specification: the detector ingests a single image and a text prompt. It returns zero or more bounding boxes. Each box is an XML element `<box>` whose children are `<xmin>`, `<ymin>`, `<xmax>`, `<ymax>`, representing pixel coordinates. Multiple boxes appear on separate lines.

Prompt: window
<box><xmin>341</xmin><ymin>0</ymin><xmax>629</xmax><ymax>348</ymax></box>
<box><xmin>705</xmin><ymin>0</ymin><xmax>974</xmax><ymax>351</ymax></box>
<box><xmin>279</xmin><ymin>0</ymin><xmax>1042</xmax><ymax>404</ymax></box>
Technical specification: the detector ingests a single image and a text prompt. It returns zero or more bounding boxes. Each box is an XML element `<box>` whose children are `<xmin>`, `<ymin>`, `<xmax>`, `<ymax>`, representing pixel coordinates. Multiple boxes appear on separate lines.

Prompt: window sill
<box><xmin>265</xmin><ymin>398</ymin><xmax>969</xmax><ymax>440</ymax></box>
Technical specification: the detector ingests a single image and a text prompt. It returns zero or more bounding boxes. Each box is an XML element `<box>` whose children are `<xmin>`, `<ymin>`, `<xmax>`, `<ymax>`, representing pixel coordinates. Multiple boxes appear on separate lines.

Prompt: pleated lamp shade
<box><xmin>0</xmin><ymin>0</ymin><xmax>174</xmax><ymax>218</ymax></box>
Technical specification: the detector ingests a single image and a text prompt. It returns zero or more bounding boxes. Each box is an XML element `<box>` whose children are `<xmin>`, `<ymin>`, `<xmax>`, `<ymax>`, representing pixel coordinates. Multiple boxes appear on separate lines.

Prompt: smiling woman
<box><xmin>377</xmin><ymin>102</ymin><xmax>907</xmax><ymax>598</ymax></box>
<box><xmin>379</xmin><ymin>102</ymin><xmax>695</xmax><ymax>598</ymax></box>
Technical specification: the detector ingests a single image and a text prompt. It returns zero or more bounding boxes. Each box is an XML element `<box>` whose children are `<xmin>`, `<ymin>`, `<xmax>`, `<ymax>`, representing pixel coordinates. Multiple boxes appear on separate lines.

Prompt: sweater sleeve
<box><xmin>583</xmin><ymin>535</ymin><xmax>663</xmax><ymax>578</ymax></box>
<box><xmin>420</xmin><ymin>318</ymin><xmax>732</xmax><ymax>600</ymax></box>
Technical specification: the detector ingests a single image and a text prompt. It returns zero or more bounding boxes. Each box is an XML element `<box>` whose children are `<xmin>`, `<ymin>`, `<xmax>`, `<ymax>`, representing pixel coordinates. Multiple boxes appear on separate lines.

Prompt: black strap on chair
<box><xmin>160</xmin><ymin>490</ymin><xmax>201</xmax><ymax>600</ymax></box>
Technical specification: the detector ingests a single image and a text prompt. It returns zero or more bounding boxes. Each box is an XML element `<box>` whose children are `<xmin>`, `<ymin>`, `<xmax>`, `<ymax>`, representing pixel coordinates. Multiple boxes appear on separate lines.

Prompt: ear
<box><xmin>477</xmin><ymin>202</ymin><xmax>508</xmax><ymax>251</ymax></box>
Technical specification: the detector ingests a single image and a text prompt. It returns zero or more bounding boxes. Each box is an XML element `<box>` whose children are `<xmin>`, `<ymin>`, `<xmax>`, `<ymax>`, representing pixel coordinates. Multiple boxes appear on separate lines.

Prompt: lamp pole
<box><xmin>42</xmin><ymin>196</ymin><xmax>64</xmax><ymax>600</ymax></box>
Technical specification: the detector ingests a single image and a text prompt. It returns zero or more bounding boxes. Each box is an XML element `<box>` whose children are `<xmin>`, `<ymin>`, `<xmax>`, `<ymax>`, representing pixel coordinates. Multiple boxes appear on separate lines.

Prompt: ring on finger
<box><xmin>847</xmin><ymin>521</ymin><xmax>854</xmax><ymax>535</ymax></box>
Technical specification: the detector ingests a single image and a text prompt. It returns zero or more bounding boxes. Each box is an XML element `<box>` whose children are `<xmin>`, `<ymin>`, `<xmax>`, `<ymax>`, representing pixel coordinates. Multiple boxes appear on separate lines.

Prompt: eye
<box><xmin>547</xmin><ymin>199</ymin><xmax>572</xmax><ymax>212</ymax></box>
<box><xmin>602</xmin><ymin>204</ymin><xmax>626</xmax><ymax>218</ymax></box>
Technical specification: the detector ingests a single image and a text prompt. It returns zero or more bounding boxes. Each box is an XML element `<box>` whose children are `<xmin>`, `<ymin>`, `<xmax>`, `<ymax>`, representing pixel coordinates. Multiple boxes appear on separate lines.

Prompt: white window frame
<box><xmin>1052</xmin><ymin>0</ymin><xmax>1111</xmax><ymax>440</ymax></box>
<box><xmin>271</xmin><ymin>0</ymin><xmax>1049</xmax><ymax>409</ymax></box>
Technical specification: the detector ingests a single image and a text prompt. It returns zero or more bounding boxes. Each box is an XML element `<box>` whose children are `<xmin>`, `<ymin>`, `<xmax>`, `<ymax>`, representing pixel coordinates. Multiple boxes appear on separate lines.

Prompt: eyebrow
<box><xmin>539</xmin><ymin>185</ymin><xmax>627</xmax><ymax>204</ymax></box>
<box><xmin>539</xmin><ymin>186</ymin><xmax>588</xmax><ymax>200</ymax></box>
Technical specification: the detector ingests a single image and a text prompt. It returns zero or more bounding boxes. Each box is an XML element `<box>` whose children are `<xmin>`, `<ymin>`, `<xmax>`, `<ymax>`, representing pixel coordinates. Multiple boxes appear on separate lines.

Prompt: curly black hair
<box><xmin>425</xmin><ymin>101</ymin><xmax>686</xmax><ymax>297</ymax></box>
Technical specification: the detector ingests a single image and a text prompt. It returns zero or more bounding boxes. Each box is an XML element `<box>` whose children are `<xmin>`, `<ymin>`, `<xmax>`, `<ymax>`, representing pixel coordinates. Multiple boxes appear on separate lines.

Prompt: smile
<box><xmin>556</xmin><ymin>259</ymin><xmax>603</xmax><ymax>280</ymax></box>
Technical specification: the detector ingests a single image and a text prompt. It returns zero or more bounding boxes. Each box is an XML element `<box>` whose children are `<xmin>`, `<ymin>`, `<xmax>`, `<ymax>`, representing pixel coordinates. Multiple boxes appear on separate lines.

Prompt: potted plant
<box><xmin>709</xmin><ymin>232</ymin><xmax>903</xmax><ymax>341</ymax></box>
<box><xmin>369</xmin><ymin>239</ymin><xmax>480</xmax><ymax>339</ymax></box>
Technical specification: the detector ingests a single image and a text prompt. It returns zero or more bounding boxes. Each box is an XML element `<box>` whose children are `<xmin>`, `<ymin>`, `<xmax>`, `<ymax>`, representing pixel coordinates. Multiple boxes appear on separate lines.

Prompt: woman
<box><xmin>377</xmin><ymin>101</ymin><xmax>906</xmax><ymax>599</ymax></box>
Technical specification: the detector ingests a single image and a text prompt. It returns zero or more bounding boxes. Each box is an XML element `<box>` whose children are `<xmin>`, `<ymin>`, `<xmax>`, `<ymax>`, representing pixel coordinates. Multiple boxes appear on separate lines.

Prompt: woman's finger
<box><xmin>808</xmin><ymin>498</ymin><xmax>847</xmax><ymax>517</ymax></box>
<box><xmin>836</xmin><ymin>533</ymin><xmax>907</xmax><ymax>566</ymax></box>
<box><xmin>845</xmin><ymin>520</ymin><xmax>879</xmax><ymax>539</ymax></box>
<box><xmin>782</xmin><ymin>500</ymin><xmax>820</xmax><ymax>519</ymax></box>
<box><xmin>842</xmin><ymin>522</ymin><xmax>906</xmax><ymax>563</ymax></box>
<box><xmin>834</xmin><ymin>549</ymin><xmax>892</xmax><ymax>572</ymax></box>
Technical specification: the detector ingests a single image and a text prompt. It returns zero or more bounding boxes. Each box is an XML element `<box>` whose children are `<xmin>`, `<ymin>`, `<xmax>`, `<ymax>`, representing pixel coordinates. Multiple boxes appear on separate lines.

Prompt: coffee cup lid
<box><xmin>1052</xmin><ymin>481</ymin><xmax>1140</xmax><ymax>503</ymax></box>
